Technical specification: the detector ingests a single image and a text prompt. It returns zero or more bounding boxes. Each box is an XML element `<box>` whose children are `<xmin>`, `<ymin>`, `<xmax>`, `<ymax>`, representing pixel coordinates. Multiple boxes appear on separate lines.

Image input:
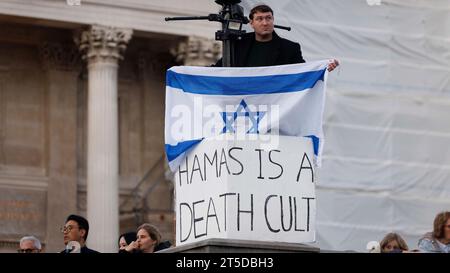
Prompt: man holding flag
<box><xmin>165</xmin><ymin>4</ymin><xmax>339</xmax><ymax>171</ymax></box>
<box><xmin>214</xmin><ymin>4</ymin><xmax>339</xmax><ymax>71</ymax></box>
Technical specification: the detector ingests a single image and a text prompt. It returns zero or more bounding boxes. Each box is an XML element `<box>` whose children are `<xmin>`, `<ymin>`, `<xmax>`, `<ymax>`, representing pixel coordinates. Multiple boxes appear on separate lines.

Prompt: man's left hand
<box><xmin>327</xmin><ymin>59</ymin><xmax>339</xmax><ymax>72</ymax></box>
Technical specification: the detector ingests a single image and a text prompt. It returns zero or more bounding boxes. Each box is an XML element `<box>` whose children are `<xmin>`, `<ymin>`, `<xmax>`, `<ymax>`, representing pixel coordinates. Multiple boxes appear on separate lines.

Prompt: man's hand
<box><xmin>327</xmin><ymin>59</ymin><xmax>340</xmax><ymax>72</ymax></box>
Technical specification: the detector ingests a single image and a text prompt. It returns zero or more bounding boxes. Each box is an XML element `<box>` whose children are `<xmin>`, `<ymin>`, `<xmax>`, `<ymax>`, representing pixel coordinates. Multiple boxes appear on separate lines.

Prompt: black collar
<box><xmin>237</xmin><ymin>31</ymin><xmax>282</xmax><ymax>67</ymax></box>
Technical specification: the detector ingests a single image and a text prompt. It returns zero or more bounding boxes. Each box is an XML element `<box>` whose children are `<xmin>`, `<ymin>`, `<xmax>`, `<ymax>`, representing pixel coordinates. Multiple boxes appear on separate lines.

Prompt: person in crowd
<box><xmin>214</xmin><ymin>4</ymin><xmax>339</xmax><ymax>71</ymax></box>
<box><xmin>17</xmin><ymin>236</ymin><xmax>42</xmax><ymax>253</ymax></box>
<box><xmin>60</xmin><ymin>214</ymin><xmax>99</xmax><ymax>253</ymax></box>
<box><xmin>120</xmin><ymin>223</ymin><xmax>171</xmax><ymax>253</ymax></box>
<box><xmin>380</xmin><ymin>232</ymin><xmax>409</xmax><ymax>253</ymax></box>
<box><xmin>118</xmin><ymin>231</ymin><xmax>137</xmax><ymax>252</ymax></box>
<box><xmin>418</xmin><ymin>211</ymin><xmax>450</xmax><ymax>253</ymax></box>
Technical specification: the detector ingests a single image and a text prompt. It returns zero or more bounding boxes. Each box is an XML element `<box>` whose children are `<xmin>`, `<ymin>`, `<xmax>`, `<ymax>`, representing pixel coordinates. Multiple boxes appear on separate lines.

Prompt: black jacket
<box><xmin>214</xmin><ymin>31</ymin><xmax>305</xmax><ymax>67</ymax></box>
<box><xmin>154</xmin><ymin>240</ymin><xmax>172</xmax><ymax>252</ymax></box>
<box><xmin>60</xmin><ymin>246</ymin><xmax>100</xmax><ymax>253</ymax></box>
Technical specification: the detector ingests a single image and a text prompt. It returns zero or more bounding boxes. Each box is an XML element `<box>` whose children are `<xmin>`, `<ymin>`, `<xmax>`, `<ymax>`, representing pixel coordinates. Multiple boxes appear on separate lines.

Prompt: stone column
<box><xmin>172</xmin><ymin>36</ymin><xmax>221</xmax><ymax>66</ymax></box>
<box><xmin>40</xmin><ymin>42</ymin><xmax>81</xmax><ymax>252</ymax></box>
<box><xmin>76</xmin><ymin>25</ymin><xmax>132</xmax><ymax>252</ymax></box>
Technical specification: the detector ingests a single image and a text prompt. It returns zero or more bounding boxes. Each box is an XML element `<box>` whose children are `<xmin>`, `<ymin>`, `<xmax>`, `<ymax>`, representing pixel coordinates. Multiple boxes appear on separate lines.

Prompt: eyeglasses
<box><xmin>17</xmin><ymin>248</ymin><xmax>37</xmax><ymax>253</ymax></box>
<box><xmin>60</xmin><ymin>225</ymin><xmax>79</xmax><ymax>233</ymax></box>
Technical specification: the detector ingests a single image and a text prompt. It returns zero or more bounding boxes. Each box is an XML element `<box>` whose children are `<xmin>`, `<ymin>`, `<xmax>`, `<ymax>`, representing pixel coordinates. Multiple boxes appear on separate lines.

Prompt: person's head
<box><xmin>380</xmin><ymin>233</ymin><xmax>409</xmax><ymax>253</ymax></box>
<box><xmin>61</xmin><ymin>214</ymin><xmax>89</xmax><ymax>246</ymax></box>
<box><xmin>249</xmin><ymin>4</ymin><xmax>274</xmax><ymax>41</ymax></box>
<box><xmin>432</xmin><ymin>211</ymin><xmax>450</xmax><ymax>243</ymax></box>
<box><xmin>136</xmin><ymin>223</ymin><xmax>161</xmax><ymax>253</ymax></box>
<box><xmin>118</xmin><ymin>232</ymin><xmax>137</xmax><ymax>250</ymax></box>
<box><xmin>18</xmin><ymin>236</ymin><xmax>42</xmax><ymax>253</ymax></box>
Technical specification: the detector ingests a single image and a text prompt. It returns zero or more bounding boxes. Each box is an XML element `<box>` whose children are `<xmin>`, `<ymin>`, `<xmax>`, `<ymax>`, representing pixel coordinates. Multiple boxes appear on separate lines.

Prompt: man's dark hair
<box><xmin>249</xmin><ymin>4</ymin><xmax>273</xmax><ymax>20</ymax></box>
<box><xmin>66</xmin><ymin>214</ymin><xmax>89</xmax><ymax>241</ymax></box>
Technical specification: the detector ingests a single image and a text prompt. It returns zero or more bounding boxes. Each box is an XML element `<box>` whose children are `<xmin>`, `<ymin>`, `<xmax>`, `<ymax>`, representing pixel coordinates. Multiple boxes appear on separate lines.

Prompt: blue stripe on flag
<box><xmin>305</xmin><ymin>135</ymin><xmax>320</xmax><ymax>156</ymax></box>
<box><xmin>165</xmin><ymin>139</ymin><xmax>203</xmax><ymax>162</ymax></box>
<box><xmin>166</xmin><ymin>69</ymin><xmax>325</xmax><ymax>95</ymax></box>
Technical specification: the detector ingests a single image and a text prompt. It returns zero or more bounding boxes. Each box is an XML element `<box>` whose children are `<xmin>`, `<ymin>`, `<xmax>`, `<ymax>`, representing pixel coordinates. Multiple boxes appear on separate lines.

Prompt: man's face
<box><xmin>18</xmin><ymin>240</ymin><xmax>40</xmax><ymax>253</ymax></box>
<box><xmin>62</xmin><ymin>220</ymin><xmax>85</xmax><ymax>245</ymax></box>
<box><xmin>250</xmin><ymin>11</ymin><xmax>274</xmax><ymax>37</ymax></box>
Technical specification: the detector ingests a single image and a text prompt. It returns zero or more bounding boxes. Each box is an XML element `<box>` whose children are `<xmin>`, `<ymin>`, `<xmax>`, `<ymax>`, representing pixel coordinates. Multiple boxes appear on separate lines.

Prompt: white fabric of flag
<box><xmin>165</xmin><ymin>60</ymin><xmax>329</xmax><ymax>171</ymax></box>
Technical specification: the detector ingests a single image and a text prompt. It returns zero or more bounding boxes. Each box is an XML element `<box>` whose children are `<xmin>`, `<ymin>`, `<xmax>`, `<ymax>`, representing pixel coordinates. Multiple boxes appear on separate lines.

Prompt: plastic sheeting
<box><xmin>241</xmin><ymin>0</ymin><xmax>450</xmax><ymax>251</ymax></box>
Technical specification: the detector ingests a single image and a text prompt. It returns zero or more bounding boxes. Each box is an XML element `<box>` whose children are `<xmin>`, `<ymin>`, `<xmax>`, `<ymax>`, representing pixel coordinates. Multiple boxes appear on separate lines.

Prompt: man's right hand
<box><xmin>327</xmin><ymin>59</ymin><xmax>340</xmax><ymax>72</ymax></box>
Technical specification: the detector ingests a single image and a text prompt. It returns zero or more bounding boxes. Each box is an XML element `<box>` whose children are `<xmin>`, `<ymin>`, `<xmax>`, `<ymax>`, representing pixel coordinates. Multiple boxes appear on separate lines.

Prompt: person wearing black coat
<box><xmin>60</xmin><ymin>214</ymin><xmax>99</xmax><ymax>253</ymax></box>
<box><xmin>214</xmin><ymin>4</ymin><xmax>339</xmax><ymax>71</ymax></box>
<box><xmin>214</xmin><ymin>31</ymin><xmax>305</xmax><ymax>67</ymax></box>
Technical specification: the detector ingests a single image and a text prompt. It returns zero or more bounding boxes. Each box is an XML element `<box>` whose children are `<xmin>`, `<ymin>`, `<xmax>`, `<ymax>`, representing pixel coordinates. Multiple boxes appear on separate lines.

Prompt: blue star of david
<box><xmin>221</xmin><ymin>100</ymin><xmax>266</xmax><ymax>134</ymax></box>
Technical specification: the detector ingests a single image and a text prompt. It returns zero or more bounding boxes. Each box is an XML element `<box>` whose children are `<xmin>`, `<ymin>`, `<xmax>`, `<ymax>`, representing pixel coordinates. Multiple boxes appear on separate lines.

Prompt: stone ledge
<box><xmin>157</xmin><ymin>238</ymin><xmax>320</xmax><ymax>253</ymax></box>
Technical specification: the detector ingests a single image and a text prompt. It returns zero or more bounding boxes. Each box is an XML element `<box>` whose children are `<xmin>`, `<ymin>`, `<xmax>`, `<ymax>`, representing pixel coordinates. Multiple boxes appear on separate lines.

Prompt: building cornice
<box><xmin>0</xmin><ymin>0</ymin><xmax>220</xmax><ymax>39</ymax></box>
<box><xmin>0</xmin><ymin>173</ymin><xmax>48</xmax><ymax>191</ymax></box>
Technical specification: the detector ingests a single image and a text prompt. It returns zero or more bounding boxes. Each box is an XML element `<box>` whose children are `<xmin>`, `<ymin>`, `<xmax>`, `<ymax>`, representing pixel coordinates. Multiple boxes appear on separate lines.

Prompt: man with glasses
<box><xmin>18</xmin><ymin>236</ymin><xmax>42</xmax><ymax>253</ymax></box>
<box><xmin>60</xmin><ymin>214</ymin><xmax>99</xmax><ymax>253</ymax></box>
<box><xmin>215</xmin><ymin>4</ymin><xmax>339</xmax><ymax>71</ymax></box>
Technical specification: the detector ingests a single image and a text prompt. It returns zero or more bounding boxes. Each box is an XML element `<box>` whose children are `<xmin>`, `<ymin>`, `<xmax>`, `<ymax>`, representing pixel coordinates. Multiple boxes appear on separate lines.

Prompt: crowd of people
<box><xmin>17</xmin><ymin>214</ymin><xmax>171</xmax><ymax>253</ymax></box>
<box><xmin>16</xmin><ymin>210</ymin><xmax>449</xmax><ymax>253</ymax></box>
<box><xmin>369</xmin><ymin>211</ymin><xmax>450</xmax><ymax>253</ymax></box>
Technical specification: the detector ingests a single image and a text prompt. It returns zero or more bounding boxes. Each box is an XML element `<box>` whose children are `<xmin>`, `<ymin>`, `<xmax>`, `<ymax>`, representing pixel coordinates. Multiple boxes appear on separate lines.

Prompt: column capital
<box><xmin>75</xmin><ymin>25</ymin><xmax>133</xmax><ymax>64</ymax></box>
<box><xmin>39</xmin><ymin>42</ymin><xmax>81</xmax><ymax>71</ymax></box>
<box><xmin>172</xmin><ymin>36</ymin><xmax>221</xmax><ymax>66</ymax></box>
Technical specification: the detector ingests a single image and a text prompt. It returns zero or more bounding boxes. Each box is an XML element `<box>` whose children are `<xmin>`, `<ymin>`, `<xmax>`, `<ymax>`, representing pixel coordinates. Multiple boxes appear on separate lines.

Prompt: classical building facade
<box><xmin>0</xmin><ymin>0</ymin><xmax>221</xmax><ymax>252</ymax></box>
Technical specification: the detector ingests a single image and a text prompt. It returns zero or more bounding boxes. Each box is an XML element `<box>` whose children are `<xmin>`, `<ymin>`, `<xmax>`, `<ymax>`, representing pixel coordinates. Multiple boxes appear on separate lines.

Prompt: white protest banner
<box><xmin>175</xmin><ymin>134</ymin><xmax>316</xmax><ymax>246</ymax></box>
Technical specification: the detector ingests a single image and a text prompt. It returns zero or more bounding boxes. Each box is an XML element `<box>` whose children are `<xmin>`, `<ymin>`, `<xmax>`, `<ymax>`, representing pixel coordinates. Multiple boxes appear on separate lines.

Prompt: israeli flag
<box><xmin>165</xmin><ymin>60</ymin><xmax>329</xmax><ymax>171</ymax></box>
